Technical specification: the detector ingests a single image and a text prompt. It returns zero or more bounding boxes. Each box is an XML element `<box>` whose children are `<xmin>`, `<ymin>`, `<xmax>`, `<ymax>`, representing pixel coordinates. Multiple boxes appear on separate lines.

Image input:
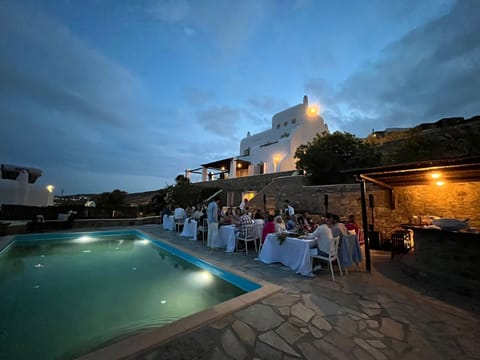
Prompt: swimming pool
<box><xmin>0</xmin><ymin>229</ymin><xmax>263</xmax><ymax>359</ymax></box>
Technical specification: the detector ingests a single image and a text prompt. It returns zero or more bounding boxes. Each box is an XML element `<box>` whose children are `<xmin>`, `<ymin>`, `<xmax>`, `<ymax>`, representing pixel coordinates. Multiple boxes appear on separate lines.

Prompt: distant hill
<box><xmin>124</xmin><ymin>190</ymin><xmax>161</xmax><ymax>206</ymax></box>
<box><xmin>371</xmin><ymin>115</ymin><xmax>480</xmax><ymax>162</ymax></box>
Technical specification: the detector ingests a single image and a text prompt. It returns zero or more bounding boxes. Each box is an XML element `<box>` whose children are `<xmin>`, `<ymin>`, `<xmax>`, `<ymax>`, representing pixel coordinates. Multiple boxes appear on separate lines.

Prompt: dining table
<box><xmin>211</xmin><ymin>225</ymin><xmax>237</xmax><ymax>252</ymax></box>
<box><xmin>180</xmin><ymin>218</ymin><xmax>198</xmax><ymax>240</ymax></box>
<box><xmin>258</xmin><ymin>233</ymin><xmax>317</xmax><ymax>276</ymax></box>
<box><xmin>162</xmin><ymin>215</ymin><xmax>174</xmax><ymax>231</ymax></box>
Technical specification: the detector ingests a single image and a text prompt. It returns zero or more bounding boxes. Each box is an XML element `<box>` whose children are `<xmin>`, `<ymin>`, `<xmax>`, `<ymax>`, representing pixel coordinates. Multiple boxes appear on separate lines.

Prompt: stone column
<box><xmin>229</xmin><ymin>159</ymin><xmax>237</xmax><ymax>178</ymax></box>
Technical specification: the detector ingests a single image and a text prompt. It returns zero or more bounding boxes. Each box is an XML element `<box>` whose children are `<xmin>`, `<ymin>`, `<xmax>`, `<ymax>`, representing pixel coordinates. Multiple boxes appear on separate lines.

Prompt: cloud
<box><xmin>0</xmin><ymin>2</ymin><xmax>198</xmax><ymax>193</ymax></box>
<box><xmin>142</xmin><ymin>0</ymin><xmax>190</xmax><ymax>23</ymax></box>
<box><xmin>247</xmin><ymin>96</ymin><xmax>289</xmax><ymax>115</ymax></box>
<box><xmin>305</xmin><ymin>0</ymin><xmax>480</xmax><ymax>137</ymax></box>
<box><xmin>139</xmin><ymin>0</ymin><xmax>271</xmax><ymax>57</ymax></box>
<box><xmin>183</xmin><ymin>87</ymin><xmax>216</xmax><ymax>107</ymax></box>
<box><xmin>0</xmin><ymin>1</ymin><xmax>142</xmax><ymax>129</ymax></box>
<box><xmin>196</xmin><ymin>106</ymin><xmax>242</xmax><ymax>138</ymax></box>
<box><xmin>0</xmin><ymin>63</ymin><xmax>126</xmax><ymax>126</ymax></box>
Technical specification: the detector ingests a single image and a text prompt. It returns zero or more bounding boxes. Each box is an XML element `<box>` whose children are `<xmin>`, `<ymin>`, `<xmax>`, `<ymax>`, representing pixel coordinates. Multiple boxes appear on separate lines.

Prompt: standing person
<box><xmin>284</xmin><ymin>200</ymin><xmax>295</xmax><ymax>216</ymax></box>
<box><xmin>207</xmin><ymin>196</ymin><xmax>220</xmax><ymax>248</ymax></box>
<box><xmin>239</xmin><ymin>198</ymin><xmax>249</xmax><ymax>211</ymax></box>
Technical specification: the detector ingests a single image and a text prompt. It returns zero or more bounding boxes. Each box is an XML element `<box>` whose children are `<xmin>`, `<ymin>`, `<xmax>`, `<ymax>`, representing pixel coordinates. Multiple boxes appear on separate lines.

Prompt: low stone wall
<box><xmin>73</xmin><ymin>216</ymin><xmax>161</xmax><ymax>229</ymax></box>
<box><xmin>194</xmin><ymin>175</ymin><xmax>480</xmax><ymax>242</ymax></box>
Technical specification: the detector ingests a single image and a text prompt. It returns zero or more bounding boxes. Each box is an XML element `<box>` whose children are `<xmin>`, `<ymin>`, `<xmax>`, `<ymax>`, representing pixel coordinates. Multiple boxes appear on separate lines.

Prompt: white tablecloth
<box><xmin>339</xmin><ymin>234</ymin><xmax>362</xmax><ymax>268</ymax></box>
<box><xmin>212</xmin><ymin>225</ymin><xmax>237</xmax><ymax>252</ymax></box>
<box><xmin>163</xmin><ymin>215</ymin><xmax>174</xmax><ymax>231</ymax></box>
<box><xmin>258</xmin><ymin>233</ymin><xmax>316</xmax><ymax>276</ymax></box>
<box><xmin>180</xmin><ymin>219</ymin><xmax>197</xmax><ymax>240</ymax></box>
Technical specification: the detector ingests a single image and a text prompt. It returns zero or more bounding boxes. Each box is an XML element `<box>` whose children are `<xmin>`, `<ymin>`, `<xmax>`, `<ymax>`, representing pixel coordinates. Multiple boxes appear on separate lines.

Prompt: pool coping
<box><xmin>8</xmin><ymin>228</ymin><xmax>281</xmax><ymax>360</ymax></box>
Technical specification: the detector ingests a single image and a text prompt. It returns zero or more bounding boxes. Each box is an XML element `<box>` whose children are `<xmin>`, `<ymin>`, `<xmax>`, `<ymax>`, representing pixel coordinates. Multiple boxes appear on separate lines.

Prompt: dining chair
<box><xmin>254</xmin><ymin>220</ymin><xmax>264</xmax><ymax>251</ymax></box>
<box><xmin>174</xmin><ymin>217</ymin><xmax>185</xmax><ymax>233</ymax></box>
<box><xmin>311</xmin><ymin>236</ymin><xmax>343</xmax><ymax>281</ymax></box>
<box><xmin>236</xmin><ymin>223</ymin><xmax>257</xmax><ymax>255</ymax></box>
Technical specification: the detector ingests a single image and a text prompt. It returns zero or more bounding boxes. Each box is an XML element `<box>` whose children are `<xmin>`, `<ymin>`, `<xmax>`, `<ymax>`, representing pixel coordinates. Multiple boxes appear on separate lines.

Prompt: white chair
<box><xmin>174</xmin><ymin>217</ymin><xmax>185</xmax><ymax>232</ymax></box>
<box><xmin>198</xmin><ymin>218</ymin><xmax>208</xmax><ymax>243</ymax></box>
<box><xmin>312</xmin><ymin>236</ymin><xmax>343</xmax><ymax>281</ymax></box>
<box><xmin>236</xmin><ymin>223</ymin><xmax>257</xmax><ymax>255</ymax></box>
<box><xmin>254</xmin><ymin>219</ymin><xmax>264</xmax><ymax>250</ymax></box>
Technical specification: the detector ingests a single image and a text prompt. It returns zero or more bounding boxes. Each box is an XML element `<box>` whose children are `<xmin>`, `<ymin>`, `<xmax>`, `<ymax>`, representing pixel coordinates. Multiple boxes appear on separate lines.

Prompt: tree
<box><xmin>95</xmin><ymin>189</ymin><xmax>127</xmax><ymax>210</ymax></box>
<box><xmin>295</xmin><ymin>131</ymin><xmax>382</xmax><ymax>184</ymax></box>
<box><xmin>164</xmin><ymin>175</ymin><xmax>221</xmax><ymax>208</ymax></box>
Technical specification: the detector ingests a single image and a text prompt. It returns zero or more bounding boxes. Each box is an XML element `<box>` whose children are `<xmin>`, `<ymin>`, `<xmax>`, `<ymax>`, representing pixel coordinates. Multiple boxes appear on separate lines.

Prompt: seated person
<box><xmin>222</xmin><ymin>207</ymin><xmax>235</xmax><ymax>225</ymax></box>
<box><xmin>254</xmin><ymin>209</ymin><xmax>265</xmax><ymax>220</ymax></box>
<box><xmin>233</xmin><ymin>207</ymin><xmax>242</xmax><ymax>225</ymax></box>
<box><xmin>302</xmin><ymin>218</ymin><xmax>333</xmax><ymax>257</ymax></box>
<box><xmin>328</xmin><ymin>213</ymin><xmax>348</xmax><ymax>238</ymax></box>
<box><xmin>297</xmin><ymin>213</ymin><xmax>315</xmax><ymax>232</ymax></box>
<box><xmin>285</xmin><ymin>215</ymin><xmax>297</xmax><ymax>231</ymax></box>
<box><xmin>192</xmin><ymin>207</ymin><xmax>203</xmax><ymax>220</ymax></box>
<box><xmin>262</xmin><ymin>214</ymin><xmax>275</xmax><ymax>243</ymax></box>
<box><xmin>345</xmin><ymin>214</ymin><xmax>359</xmax><ymax>234</ymax></box>
<box><xmin>236</xmin><ymin>210</ymin><xmax>253</xmax><ymax>250</ymax></box>
<box><xmin>236</xmin><ymin>210</ymin><xmax>253</xmax><ymax>233</ymax></box>
<box><xmin>274</xmin><ymin>215</ymin><xmax>286</xmax><ymax>233</ymax></box>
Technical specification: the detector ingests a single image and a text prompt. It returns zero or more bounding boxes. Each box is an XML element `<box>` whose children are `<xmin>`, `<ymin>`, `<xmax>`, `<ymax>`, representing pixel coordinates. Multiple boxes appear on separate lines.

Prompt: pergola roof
<box><xmin>347</xmin><ymin>156</ymin><xmax>480</xmax><ymax>188</ymax></box>
<box><xmin>200</xmin><ymin>157</ymin><xmax>251</xmax><ymax>172</ymax></box>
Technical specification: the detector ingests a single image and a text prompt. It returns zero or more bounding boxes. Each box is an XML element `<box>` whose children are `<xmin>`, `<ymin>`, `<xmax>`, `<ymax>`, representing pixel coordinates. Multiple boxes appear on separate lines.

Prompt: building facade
<box><xmin>194</xmin><ymin>95</ymin><xmax>329</xmax><ymax>182</ymax></box>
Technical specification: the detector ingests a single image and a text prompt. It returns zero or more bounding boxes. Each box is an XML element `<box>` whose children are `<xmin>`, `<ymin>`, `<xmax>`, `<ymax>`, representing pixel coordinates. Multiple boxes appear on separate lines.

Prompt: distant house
<box><xmin>0</xmin><ymin>164</ymin><xmax>54</xmax><ymax>207</ymax></box>
<box><xmin>189</xmin><ymin>95</ymin><xmax>329</xmax><ymax>181</ymax></box>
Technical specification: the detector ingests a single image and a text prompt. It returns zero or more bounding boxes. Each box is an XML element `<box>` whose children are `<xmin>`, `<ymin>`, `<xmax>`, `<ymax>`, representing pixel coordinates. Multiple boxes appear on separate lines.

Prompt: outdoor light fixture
<box><xmin>431</xmin><ymin>172</ymin><xmax>441</xmax><ymax>179</ymax></box>
<box><xmin>307</xmin><ymin>105</ymin><xmax>319</xmax><ymax>116</ymax></box>
<box><xmin>436</xmin><ymin>181</ymin><xmax>445</xmax><ymax>186</ymax></box>
<box><xmin>46</xmin><ymin>185</ymin><xmax>54</xmax><ymax>193</ymax></box>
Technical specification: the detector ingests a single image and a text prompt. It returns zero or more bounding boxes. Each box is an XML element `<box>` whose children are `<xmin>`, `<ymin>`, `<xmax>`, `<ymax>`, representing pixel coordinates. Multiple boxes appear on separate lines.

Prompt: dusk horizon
<box><xmin>1</xmin><ymin>0</ymin><xmax>479</xmax><ymax>195</ymax></box>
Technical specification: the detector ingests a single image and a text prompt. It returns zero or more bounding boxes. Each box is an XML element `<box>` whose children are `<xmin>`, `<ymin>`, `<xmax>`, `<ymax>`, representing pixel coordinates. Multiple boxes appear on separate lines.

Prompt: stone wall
<box><xmin>405</xmin><ymin>227</ymin><xmax>480</xmax><ymax>296</ymax></box>
<box><xmin>194</xmin><ymin>175</ymin><xmax>480</xmax><ymax>241</ymax></box>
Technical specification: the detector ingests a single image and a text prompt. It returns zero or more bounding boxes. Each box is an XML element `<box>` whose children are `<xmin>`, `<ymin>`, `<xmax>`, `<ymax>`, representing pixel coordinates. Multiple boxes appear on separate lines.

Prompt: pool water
<box><xmin>0</xmin><ymin>231</ymin><xmax>254</xmax><ymax>359</ymax></box>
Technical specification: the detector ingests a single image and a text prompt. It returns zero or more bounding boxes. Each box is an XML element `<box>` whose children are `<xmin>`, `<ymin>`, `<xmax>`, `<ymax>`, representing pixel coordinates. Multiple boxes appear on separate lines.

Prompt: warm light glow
<box><xmin>436</xmin><ymin>181</ymin><xmax>445</xmax><ymax>186</ymax></box>
<box><xmin>431</xmin><ymin>172</ymin><xmax>441</xmax><ymax>179</ymax></box>
<box><xmin>237</xmin><ymin>163</ymin><xmax>242</xmax><ymax>168</ymax></box>
<box><xmin>46</xmin><ymin>185</ymin><xmax>55</xmax><ymax>193</ymax></box>
<box><xmin>273</xmin><ymin>154</ymin><xmax>282</xmax><ymax>172</ymax></box>
<box><xmin>307</xmin><ymin>105</ymin><xmax>319</xmax><ymax>116</ymax></box>
<box><xmin>221</xmin><ymin>166</ymin><xmax>225</xmax><ymax>171</ymax></box>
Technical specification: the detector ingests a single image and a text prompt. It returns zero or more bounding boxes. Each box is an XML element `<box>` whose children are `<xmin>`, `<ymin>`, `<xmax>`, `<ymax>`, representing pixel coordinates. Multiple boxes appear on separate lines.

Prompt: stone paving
<box><xmin>134</xmin><ymin>224</ymin><xmax>480</xmax><ymax>360</ymax></box>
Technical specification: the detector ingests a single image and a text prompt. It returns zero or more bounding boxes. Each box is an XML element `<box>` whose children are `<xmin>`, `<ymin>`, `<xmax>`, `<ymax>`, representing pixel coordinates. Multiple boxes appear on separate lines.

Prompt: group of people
<box><xmin>163</xmin><ymin>197</ymin><xmax>359</xmax><ymax>254</ymax></box>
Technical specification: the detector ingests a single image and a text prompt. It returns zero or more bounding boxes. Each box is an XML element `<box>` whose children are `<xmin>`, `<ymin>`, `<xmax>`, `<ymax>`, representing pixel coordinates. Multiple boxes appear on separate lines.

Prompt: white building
<box><xmin>192</xmin><ymin>95</ymin><xmax>329</xmax><ymax>181</ymax></box>
<box><xmin>0</xmin><ymin>164</ymin><xmax>54</xmax><ymax>207</ymax></box>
